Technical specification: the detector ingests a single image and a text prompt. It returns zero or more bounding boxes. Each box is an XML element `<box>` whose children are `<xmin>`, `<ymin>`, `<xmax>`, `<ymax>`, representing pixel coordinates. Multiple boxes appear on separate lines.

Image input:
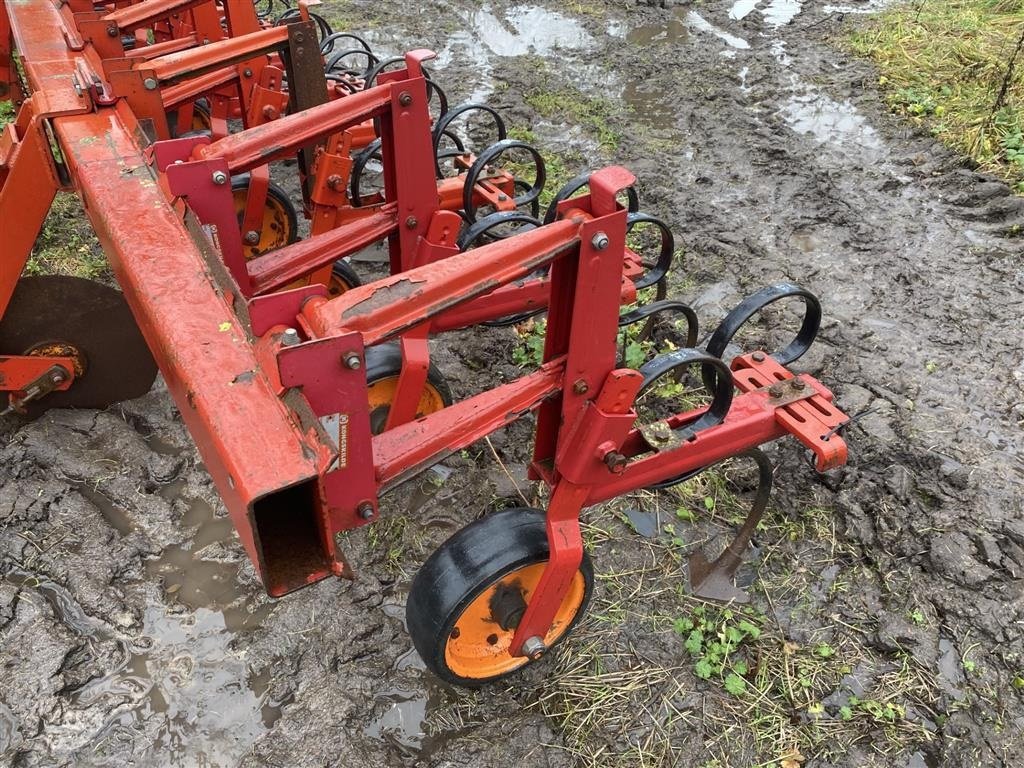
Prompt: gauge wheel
<box><xmin>328</xmin><ymin>259</ymin><xmax>362</xmax><ymax>296</ymax></box>
<box><xmin>365</xmin><ymin>343</ymin><xmax>452</xmax><ymax>435</ymax></box>
<box><xmin>232</xmin><ymin>174</ymin><xmax>299</xmax><ymax>259</ymax></box>
<box><xmin>406</xmin><ymin>507</ymin><xmax>594</xmax><ymax>687</ymax></box>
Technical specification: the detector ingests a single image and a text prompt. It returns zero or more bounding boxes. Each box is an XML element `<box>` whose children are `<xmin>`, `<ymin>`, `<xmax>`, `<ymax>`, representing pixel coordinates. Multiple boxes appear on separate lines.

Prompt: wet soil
<box><xmin>3</xmin><ymin>1</ymin><xmax>1024</xmax><ymax>766</ymax></box>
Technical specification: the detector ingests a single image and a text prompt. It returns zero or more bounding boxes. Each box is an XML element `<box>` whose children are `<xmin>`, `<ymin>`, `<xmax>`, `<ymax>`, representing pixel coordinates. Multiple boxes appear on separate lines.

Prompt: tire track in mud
<box><xmin>2</xmin><ymin>1</ymin><xmax>1023</xmax><ymax>766</ymax></box>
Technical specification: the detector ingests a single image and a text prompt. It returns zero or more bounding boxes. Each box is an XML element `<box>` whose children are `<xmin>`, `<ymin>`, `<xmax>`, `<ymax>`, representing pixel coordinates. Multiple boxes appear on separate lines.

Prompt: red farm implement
<box><xmin>0</xmin><ymin>0</ymin><xmax>849</xmax><ymax>685</ymax></box>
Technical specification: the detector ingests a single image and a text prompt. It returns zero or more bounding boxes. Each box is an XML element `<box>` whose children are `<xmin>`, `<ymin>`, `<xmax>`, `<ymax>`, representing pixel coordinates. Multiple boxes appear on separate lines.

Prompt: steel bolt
<box><xmin>497</xmin><ymin>193</ymin><xmax>509</xmax><ymax>202</ymax></box>
<box><xmin>405</xmin><ymin>216</ymin><xmax>418</xmax><ymax>229</ymax></box>
<box><xmin>280</xmin><ymin>328</ymin><xmax>301</xmax><ymax>346</ymax></box>
<box><xmin>106</xmin><ymin>24</ymin><xmax>118</xmax><ymax>37</ymax></box>
<box><xmin>604</xmin><ymin>451</ymin><xmax>627</xmax><ymax>474</ymax></box>
<box><xmin>790</xmin><ymin>378</ymin><xmax>806</xmax><ymax>391</ymax></box>
<box><xmin>294</xmin><ymin>33</ymin><xmax>305</xmax><ymax>43</ymax></box>
<box><xmin>752</xmin><ymin>351</ymin><xmax>766</xmax><ymax>362</ymax></box>
<box><xmin>212</xmin><ymin>170</ymin><xmax>228</xmax><ymax>185</ymax></box>
<box><xmin>591</xmin><ymin>232</ymin><xmax>610</xmax><ymax>251</ymax></box>
<box><xmin>326</xmin><ymin>174</ymin><xmax>344</xmax><ymax>192</ymax></box>
<box><xmin>143</xmin><ymin>78</ymin><xmax>159</xmax><ymax>91</ymax></box>
<box><xmin>522</xmin><ymin>636</ymin><xmax>547</xmax><ymax>660</ymax></box>
<box><xmin>50</xmin><ymin>371</ymin><xmax>66</xmax><ymax>385</ymax></box>
<box><xmin>398</xmin><ymin>91</ymin><xmax>412</xmax><ymax>106</ymax></box>
<box><xmin>768</xmin><ymin>383</ymin><xmax>785</xmax><ymax>398</ymax></box>
<box><xmin>572</xmin><ymin>379</ymin><xmax>588</xmax><ymax>395</ymax></box>
<box><xmin>357</xmin><ymin>502</ymin><xmax>375</xmax><ymax>520</ymax></box>
<box><xmin>244</xmin><ymin>231</ymin><xmax>260</xmax><ymax>245</ymax></box>
<box><xmin>343</xmin><ymin>352</ymin><xmax>361</xmax><ymax>370</ymax></box>
<box><xmin>262</xmin><ymin>105</ymin><xmax>278</xmax><ymax>120</ymax></box>
<box><xmin>243</xmin><ymin>68</ymin><xmax>253</xmax><ymax>78</ymax></box>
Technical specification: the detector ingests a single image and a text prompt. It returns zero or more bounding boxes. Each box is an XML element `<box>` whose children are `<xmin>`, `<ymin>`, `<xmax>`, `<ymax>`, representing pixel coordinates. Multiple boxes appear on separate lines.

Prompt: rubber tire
<box><xmin>406</xmin><ymin>508</ymin><xmax>594</xmax><ymax>687</ymax></box>
<box><xmin>329</xmin><ymin>260</ymin><xmax>362</xmax><ymax>296</ymax></box>
<box><xmin>364</xmin><ymin>343</ymin><xmax>453</xmax><ymax>435</ymax></box>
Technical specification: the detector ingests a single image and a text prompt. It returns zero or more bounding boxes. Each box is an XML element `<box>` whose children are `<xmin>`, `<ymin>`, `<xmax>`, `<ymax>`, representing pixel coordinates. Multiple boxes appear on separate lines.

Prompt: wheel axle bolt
<box><xmin>244</xmin><ymin>231</ymin><xmax>260</xmax><ymax>245</ymax></box>
<box><xmin>752</xmin><ymin>351</ymin><xmax>766</xmax><ymax>362</ymax></box>
<box><xmin>573</xmin><ymin>379</ymin><xmax>588</xmax><ymax>395</ymax></box>
<box><xmin>212</xmin><ymin>170</ymin><xmax>228</xmax><ymax>185</ymax></box>
<box><xmin>281</xmin><ymin>328</ymin><xmax>301</xmax><ymax>346</ymax></box>
<box><xmin>604</xmin><ymin>451</ymin><xmax>627</xmax><ymax>474</ymax></box>
<box><xmin>143</xmin><ymin>78</ymin><xmax>158</xmax><ymax>91</ymax></box>
<box><xmin>343</xmin><ymin>352</ymin><xmax>361</xmax><ymax>370</ymax></box>
<box><xmin>522</xmin><ymin>636</ymin><xmax>546</xmax><ymax>660</ymax></box>
<box><xmin>50</xmin><ymin>372</ymin><xmax>66</xmax><ymax>385</ymax></box>
<box><xmin>591</xmin><ymin>232</ymin><xmax>609</xmax><ymax>251</ymax></box>
<box><xmin>357</xmin><ymin>502</ymin><xmax>375</xmax><ymax>520</ymax></box>
<box><xmin>398</xmin><ymin>91</ymin><xmax>412</xmax><ymax>106</ymax></box>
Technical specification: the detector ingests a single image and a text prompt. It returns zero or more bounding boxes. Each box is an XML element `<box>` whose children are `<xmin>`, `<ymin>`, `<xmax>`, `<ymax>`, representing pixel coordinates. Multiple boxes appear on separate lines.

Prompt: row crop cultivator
<box><xmin>1</xmin><ymin>0</ymin><xmax>850</xmax><ymax>685</ymax></box>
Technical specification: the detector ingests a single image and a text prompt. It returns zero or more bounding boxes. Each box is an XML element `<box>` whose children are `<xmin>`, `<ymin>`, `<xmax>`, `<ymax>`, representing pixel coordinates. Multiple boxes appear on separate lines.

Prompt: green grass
<box><xmin>849</xmin><ymin>0</ymin><xmax>1024</xmax><ymax>192</ymax></box>
<box><xmin>525</xmin><ymin>88</ymin><xmax>622</xmax><ymax>152</ymax></box>
<box><xmin>0</xmin><ymin>100</ymin><xmax>13</xmax><ymax>127</ymax></box>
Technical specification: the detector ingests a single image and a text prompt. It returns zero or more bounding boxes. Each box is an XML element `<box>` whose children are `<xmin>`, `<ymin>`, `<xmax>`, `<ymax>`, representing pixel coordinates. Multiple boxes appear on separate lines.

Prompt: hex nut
<box><xmin>522</xmin><ymin>636</ymin><xmax>547</xmax><ymax>660</ymax></box>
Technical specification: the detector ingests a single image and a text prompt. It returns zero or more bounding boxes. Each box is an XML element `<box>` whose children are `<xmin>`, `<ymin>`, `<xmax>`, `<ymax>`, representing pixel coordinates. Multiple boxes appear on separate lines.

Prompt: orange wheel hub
<box><xmin>444</xmin><ymin>563</ymin><xmax>587</xmax><ymax>680</ymax></box>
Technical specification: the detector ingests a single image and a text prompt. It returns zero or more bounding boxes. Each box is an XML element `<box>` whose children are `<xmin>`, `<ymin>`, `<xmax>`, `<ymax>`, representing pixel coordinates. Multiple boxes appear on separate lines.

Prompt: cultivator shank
<box><xmin>1</xmin><ymin>0</ymin><xmax>850</xmax><ymax>685</ymax></box>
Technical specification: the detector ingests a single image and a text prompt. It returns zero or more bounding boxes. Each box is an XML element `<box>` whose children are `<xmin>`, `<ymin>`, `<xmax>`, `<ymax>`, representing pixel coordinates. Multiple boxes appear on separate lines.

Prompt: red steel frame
<box><xmin>1</xmin><ymin>0</ymin><xmax>848</xmax><ymax>657</ymax></box>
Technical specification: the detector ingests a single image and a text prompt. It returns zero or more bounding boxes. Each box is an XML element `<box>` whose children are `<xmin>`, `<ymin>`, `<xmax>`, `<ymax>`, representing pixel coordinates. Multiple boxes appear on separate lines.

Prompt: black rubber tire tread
<box><xmin>407</xmin><ymin>507</ymin><xmax>594</xmax><ymax>687</ymax></box>
<box><xmin>364</xmin><ymin>343</ymin><xmax>454</xmax><ymax>433</ymax></box>
<box><xmin>330</xmin><ymin>260</ymin><xmax>362</xmax><ymax>292</ymax></box>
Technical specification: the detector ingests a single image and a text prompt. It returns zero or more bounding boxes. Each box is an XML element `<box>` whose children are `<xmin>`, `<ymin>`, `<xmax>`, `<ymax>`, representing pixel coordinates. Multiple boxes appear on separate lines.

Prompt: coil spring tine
<box><xmin>701</xmin><ymin>283</ymin><xmax>822</xmax><ymax>391</ymax></box>
<box><xmin>461</xmin><ymin>210</ymin><xmax>548</xmax><ymax>332</ymax></box>
<box><xmin>462</xmin><ymin>139</ymin><xmax>546</xmax><ymax>225</ymax></box>
<box><xmin>350</xmin><ymin>138</ymin><xmax>383</xmax><ymax>207</ymax></box>
<box><xmin>637</xmin><ymin>348</ymin><xmax>733</xmax><ymax>442</ymax></box>
<box><xmin>455</xmin><ymin>211</ymin><xmax>542</xmax><ymax>252</ymax></box>
<box><xmin>617</xmin><ymin>299</ymin><xmax>699</xmax><ymax>355</ymax></box>
<box><xmin>274</xmin><ymin>9</ymin><xmax>332</xmax><ymax>41</ymax></box>
<box><xmin>627</xmin><ymin>212</ymin><xmax>674</xmax><ymax>293</ymax></box>
<box><xmin>361</xmin><ymin>55</ymin><xmax>405</xmax><ymax>88</ymax></box>
<box><xmin>320</xmin><ymin>32</ymin><xmax>373</xmax><ymax>56</ymax></box>
<box><xmin>325</xmin><ymin>48</ymin><xmax>379</xmax><ymax>78</ymax></box>
<box><xmin>431</xmin><ymin>103</ymin><xmax>507</xmax><ymax>177</ymax></box>
<box><xmin>543</xmin><ymin>171</ymin><xmax>640</xmax><ymax>224</ymax></box>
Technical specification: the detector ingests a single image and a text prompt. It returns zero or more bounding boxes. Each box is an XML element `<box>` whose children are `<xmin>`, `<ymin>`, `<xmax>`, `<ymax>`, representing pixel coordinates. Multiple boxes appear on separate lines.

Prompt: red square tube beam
<box><xmin>104</xmin><ymin>0</ymin><xmax>212</xmax><ymax>32</ymax></box>
<box><xmin>141</xmin><ymin>25</ymin><xmax>289</xmax><ymax>83</ymax></box>
<box><xmin>53</xmin><ymin>101</ymin><xmax>326</xmax><ymax>592</ymax></box>
<box><xmin>195</xmin><ymin>82</ymin><xmax>395</xmax><ymax>173</ymax></box>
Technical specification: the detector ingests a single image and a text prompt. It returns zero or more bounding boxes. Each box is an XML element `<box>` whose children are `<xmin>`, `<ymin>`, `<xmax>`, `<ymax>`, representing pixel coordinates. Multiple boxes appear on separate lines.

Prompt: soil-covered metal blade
<box><xmin>0</xmin><ymin>276</ymin><xmax>157</xmax><ymax>417</ymax></box>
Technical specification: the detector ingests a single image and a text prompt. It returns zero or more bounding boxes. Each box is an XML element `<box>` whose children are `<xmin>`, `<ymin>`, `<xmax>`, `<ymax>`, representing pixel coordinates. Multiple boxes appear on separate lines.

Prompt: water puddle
<box><xmin>685</xmin><ymin>11</ymin><xmax>750</xmax><ymax>50</ymax></box>
<box><xmin>76</xmin><ymin>607</ymin><xmax>271</xmax><ymax>767</ymax></box>
<box><xmin>780</xmin><ymin>90</ymin><xmax>884</xmax><ymax>153</ymax></box>
<box><xmin>762</xmin><ymin>0</ymin><xmax>804</xmax><ymax>27</ymax></box>
<box><xmin>435</xmin><ymin>3</ymin><xmax>593</xmax><ymax>101</ymax></box>
<box><xmin>364</xmin><ymin>687</ymin><xmax>429</xmax><ymax>753</ymax></box>
<box><xmin>627</xmin><ymin>14</ymin><xmax>689</xmax><ymax>46</ymax></box>
<box><xmin>729</xmin><ymin>0</ymin><xmax>761</xmax><ymax>21</ymax></box>
<box><xmin>823</xmin><ymin>0</ymin><xmax>896</xmax><ymax>13</ymax></box>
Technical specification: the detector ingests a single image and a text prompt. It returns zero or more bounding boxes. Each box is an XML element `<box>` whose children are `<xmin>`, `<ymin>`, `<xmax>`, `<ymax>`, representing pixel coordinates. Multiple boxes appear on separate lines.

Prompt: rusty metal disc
<box><xmin>0</xmin><ymin>276</ymin><xmax>158</xmax><ymax>417</ymax></box>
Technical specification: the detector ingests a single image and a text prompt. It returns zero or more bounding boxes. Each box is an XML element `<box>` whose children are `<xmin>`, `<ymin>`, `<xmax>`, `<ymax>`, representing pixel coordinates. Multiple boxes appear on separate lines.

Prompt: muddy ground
<box><xmin>3</xmin><ymin>0</ymin><xmax>1024</xmax><ymax>766</ymax></box>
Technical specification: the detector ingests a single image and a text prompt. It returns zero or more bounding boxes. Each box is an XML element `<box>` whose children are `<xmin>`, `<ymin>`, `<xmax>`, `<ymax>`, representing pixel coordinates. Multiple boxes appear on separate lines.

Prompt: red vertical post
<box><xmin>0</xmin><ymin>105</ymin><xmax>59</xmax><ymax>318</ymax></box>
